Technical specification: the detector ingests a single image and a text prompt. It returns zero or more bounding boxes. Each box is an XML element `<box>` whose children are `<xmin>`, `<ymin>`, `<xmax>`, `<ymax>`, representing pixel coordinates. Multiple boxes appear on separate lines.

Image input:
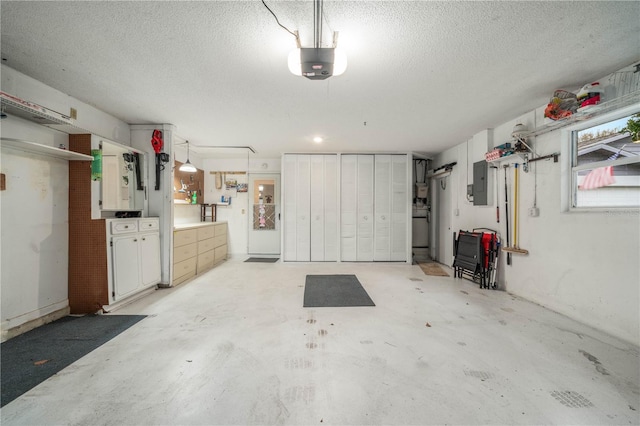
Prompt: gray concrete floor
<box><xmin>2</xmin><ymin>260</ymin><xmax>638</xmax><ymax>425</ymax></box>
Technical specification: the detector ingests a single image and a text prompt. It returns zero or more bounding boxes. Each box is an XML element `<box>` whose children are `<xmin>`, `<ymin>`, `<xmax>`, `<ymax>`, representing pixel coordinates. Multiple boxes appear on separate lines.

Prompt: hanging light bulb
<box><xmin>179</xmin><ymin>141</ymin><xmax>197</xmax><ymax>173</ymax></box>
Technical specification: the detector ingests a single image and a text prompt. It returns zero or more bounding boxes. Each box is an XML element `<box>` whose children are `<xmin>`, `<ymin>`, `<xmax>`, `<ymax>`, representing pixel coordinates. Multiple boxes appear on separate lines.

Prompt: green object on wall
<box><xmin>91</xmin><ymin>149</ymin><xmax>102</xmax><ymax>181</ymax></box>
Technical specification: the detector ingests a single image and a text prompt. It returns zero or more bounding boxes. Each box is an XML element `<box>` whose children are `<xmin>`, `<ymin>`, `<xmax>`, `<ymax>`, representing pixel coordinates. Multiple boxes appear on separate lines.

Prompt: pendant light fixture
<box><xmin>179</xmin><ymin>141</ymin><xmax>197</xmax><ymax>173</ymax></box>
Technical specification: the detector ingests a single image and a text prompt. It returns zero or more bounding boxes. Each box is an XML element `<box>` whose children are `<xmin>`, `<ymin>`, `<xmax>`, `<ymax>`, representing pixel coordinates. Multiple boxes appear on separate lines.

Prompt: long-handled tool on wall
<box><xmin>503</xmin><ymin>163</ymin><xmax>529</xmax><ymax>256</ymax></box>
<box><xmin>502</xmin><ymin>165</ymin><xmax>511</xmax><ymax>265</ymax></box>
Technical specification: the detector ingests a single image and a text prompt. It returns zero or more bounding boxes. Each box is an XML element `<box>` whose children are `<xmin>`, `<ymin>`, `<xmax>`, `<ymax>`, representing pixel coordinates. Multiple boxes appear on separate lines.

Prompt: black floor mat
<box><xmin>1</xmin><ymin>314</ymin><xmax>145</xmax><ymax>407</ymax></box>
<box><xmin>244</xmin><ymin>258</ymin><xmax>279</xmax><ymax>263</ymax></box>
<box><xmin>303</xmin><ymin>274</ymin><xmax>375</xmax><ymax>307</ymax></box>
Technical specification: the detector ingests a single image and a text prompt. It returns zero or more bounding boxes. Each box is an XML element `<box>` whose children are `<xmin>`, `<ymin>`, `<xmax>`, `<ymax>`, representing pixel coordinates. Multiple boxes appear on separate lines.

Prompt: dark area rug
<box><xmin>1</xmin><ymin>314</ymin><xmax>145</xmax><ymax>407</ymax></box>
<box><xmin>244</xmin><ymin>257</ymin><xmax>279</xmax><ymax>263</ymax></box>
<box><xmin>304</xmin><ymin>274</ymin><xmax>375</xmax><ymax>307</ymax></box>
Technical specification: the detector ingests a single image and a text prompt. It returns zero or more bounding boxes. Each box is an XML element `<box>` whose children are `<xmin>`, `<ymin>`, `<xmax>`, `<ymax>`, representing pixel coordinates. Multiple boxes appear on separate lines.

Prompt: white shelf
<box><xmin>486</xmin><ymin>152</ymin><xmax>529</xmax><ymax>165</ymax></box>
<box><xmin>1</xmin><ymin>138</ymin><xmax>93</xmax><ymax>161</ymax></box>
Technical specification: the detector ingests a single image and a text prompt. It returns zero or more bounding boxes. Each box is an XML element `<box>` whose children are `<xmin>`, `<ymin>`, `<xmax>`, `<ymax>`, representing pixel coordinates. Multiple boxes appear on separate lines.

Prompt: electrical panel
<box><xmin>473</xmin><ymin>160</ymin><xmax>493</xmax><ymax>206</ymax></box>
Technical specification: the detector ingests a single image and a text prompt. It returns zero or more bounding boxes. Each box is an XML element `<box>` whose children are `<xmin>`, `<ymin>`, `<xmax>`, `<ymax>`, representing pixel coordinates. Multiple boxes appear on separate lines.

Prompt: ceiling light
<box><xmin>263</xmin><ymin>0</ymin><xmax>346</xmax><ymax>80</ymax></box>
<box><xmin>288</xmin><ymin>47</ymin><xmax>347</xmax><ymax>78</ymax></box>
<box><xmin>313</xmin><ymin>136</ymin><xmax>323</xmax><ymax>143</ymax></box>
<box><xmin>179</xmin><ymin>141</ymin><xmax>197</xmax><ymax>173</ymax></box>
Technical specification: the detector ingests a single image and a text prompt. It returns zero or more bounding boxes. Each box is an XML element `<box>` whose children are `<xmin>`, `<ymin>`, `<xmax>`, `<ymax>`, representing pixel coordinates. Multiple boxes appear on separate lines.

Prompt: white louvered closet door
<box><xmin>310</xmin><ymin>156</ymin><xmax>325</xmax><ymax>261</ymax></box>
<box><xmin>356</xmin><ymin>155</ymin><xmax>375</xmax><ymax>261</ymax></box>
<box><xmin>374</xmin><ymin>155</ymin><xmax>391</xmax><ymax>261</ymax></box>
<box><xmin>283</xmin><ymin>155</ymin><xmax>298</xmax><ymax>261</ymax></box>
<box><xmin>295</xmin><ymin>155</ymin><xmax>311</xmax><ymax>261</ymax></box>
<box><xmin>340</xmin><ymin>155</ymin><xmax>358</xmax><ymax>261</ymax></box>
<box><xmin>315</xmin><ymin>155</ymin><xmax>338</xmax><ymax>261</ymax></box>
<box><xmin>323</xmin><ymin>155</ymin><xmax>338</xmax><ymax>261</ymax></box>
<box><xmin>390</xmin><ymin>155</ymin><xmax>408</xmax><ymax>261</ymax></box>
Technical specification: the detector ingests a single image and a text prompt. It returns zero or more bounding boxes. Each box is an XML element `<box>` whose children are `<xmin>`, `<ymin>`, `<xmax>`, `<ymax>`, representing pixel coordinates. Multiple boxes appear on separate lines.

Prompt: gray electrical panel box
<box><xmin>473</xmin><ymin>160</ymin><xmax>489</xmax><ymax>206</ymax></box>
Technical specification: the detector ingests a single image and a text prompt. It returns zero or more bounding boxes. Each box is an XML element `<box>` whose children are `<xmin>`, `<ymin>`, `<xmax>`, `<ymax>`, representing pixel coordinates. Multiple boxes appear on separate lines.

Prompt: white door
<box><xmin>436</xmin><ymin>173</ymin><xmax>453</xmax><ymax>265</ymax></box>
<box><xmin>310</xmin><ymin>156</ymin><xmax>325</xmax><ymax>261</ymax></box>
<box><xmin>374</xmin><ymin>155</ymin><xmax>391</xmax><ymax>261</ymax></box>
<box><xmin>323</xmin><ymin>155</ymin><xmax>338</xmax><ymax>261</ymax></box>
<box><xmin>248</xmin><ymin>173</ymin><xmax>281</xmax><ymax>256</ymax></box>
<box><xmin>357</xmin><ymin>155</ymin><xmax>374</xmax><ymax>261</ymax></box>
<box><xmin>310</xmin><ymin>155</ymin><xmax>338</xmax><ymax>261</ymax></box>
<box><xmin>295</xmin><ymin>156</ymin><xmax>311</xmax><ymax>261</ymax></box>
<box><xmin>283</xmin><ymin>155</ymin><xmax>297</xmax><ymax>261</ymax></box>
<box><xmin>340</xmin><ymin>155</ymin><xmax>358</xmax><ymax>261</ymax></box>
<box><xmin>390</xmin><ymin>155</ymin><xmax>409</xmax><ymax>261</ymax></box>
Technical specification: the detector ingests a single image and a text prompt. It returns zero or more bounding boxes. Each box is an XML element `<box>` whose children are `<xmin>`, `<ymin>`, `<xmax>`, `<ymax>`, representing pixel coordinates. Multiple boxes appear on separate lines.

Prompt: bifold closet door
<box><xmin>390</xmin><ymin>155</ymin><xmax>408</xmax><ymax>261</ymax></box>
<box><xmin>374</xmin><ymin>155</ymin><xmax>391</xmax><ymax>261</ymax></box>
<box><xmin>283</xmin><ymin>154</ymin><xmax>311</xmax><ymax>261</ymax></box>
<box><xmin>311</xmin><ymin>155</ymin><xmax>338</xmax><ymax>261</ymax></box>
<box><xmin>339</xmin><ymin>154</ymin><xmax>374</xmax><ymax>262</ymax></box>
<box><xmin>340</xmin><ymin>155</ymin><xmax>357</xmax><ymax>261</ymax></box>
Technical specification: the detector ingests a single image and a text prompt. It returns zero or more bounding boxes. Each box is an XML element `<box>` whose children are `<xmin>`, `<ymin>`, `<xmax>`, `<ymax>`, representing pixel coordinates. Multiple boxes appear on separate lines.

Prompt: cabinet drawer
<box><xmin>173</xmin><ymin>257</ymin><xmax>197</xmax><ymax>279</ymax></box>
<box><xmin>174</xmin><ymin>229</ymin><xmax>197</xmax><ymax>247</ymax></box>
<box><xmin>111</xmin><ymin>220</ymin><xmax>138</xmax><ymax>234</ymax></box>
<box><xmin>212</xmin><ymin>234</ymin><xmax>226</xmax><ymax>248</ymax></box>
<box><xmin>174</xmin><ymin>242</ymin><xmax>197</xmax><ymax>264</ymax></box>
<box><xmin>197</xmin><ymin>226</ymin><xmax>215</xmax><ymax>241</ymax></box>
<box><xmin>214</xmin><ymin>224</ymin><xmax>227</xmax><ymax>237</ymax></box>
<box><xmin>198</xmin><ymin>238</ymin><xmax>216</xmax><ymax>254</ymax></box>
<box><xmin>139</xmin><ymin>219</ymin><xmax>159</xmax><ymax>231</ymax></box>
<box><xmin>197</xmin><ymin>250</ymin><xmax>215</xmax><ymax>273</ymax></box>
<box><xmin>214</xmin><ymin>245</ymin><xmax>227</xmax><ymax>262</ymax></box>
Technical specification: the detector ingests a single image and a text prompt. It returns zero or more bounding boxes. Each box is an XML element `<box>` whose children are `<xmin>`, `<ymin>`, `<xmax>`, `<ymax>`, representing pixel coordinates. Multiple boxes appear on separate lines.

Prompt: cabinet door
<box><xmin>112</xmin><ymin>235</ymin><xmax>141</xmax><ymax>299</ymax></box>
<box><xmin>140</xmin><ymin>232</ymin><xmax>161</xmax><ymax>287</ymax></box>
<box><xmin>390</xmin><ymin>155</ymin><xmax>408</xmax><ymax>261</ymax></box>
<box><xmin>374</xmin><ymin>155</ymin><xmax>391</xmax><ymax>261</ymax></box>
<box><xmin>357</xmin><ymin>155</ymin><xmax>375</xmax><ymax>261</ymax></box>
<box><xmin>340</xmin><ymin>155</ymin><xmax>358</xmax><ymax>261</ymax></box>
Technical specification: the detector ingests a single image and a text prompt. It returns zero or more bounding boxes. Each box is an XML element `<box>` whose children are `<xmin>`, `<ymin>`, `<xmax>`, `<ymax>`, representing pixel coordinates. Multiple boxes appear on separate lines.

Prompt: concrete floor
<box><xmin>1</xmin><ymin>260</ymin><xmax>639</xmax><ymax>425</ymax></box>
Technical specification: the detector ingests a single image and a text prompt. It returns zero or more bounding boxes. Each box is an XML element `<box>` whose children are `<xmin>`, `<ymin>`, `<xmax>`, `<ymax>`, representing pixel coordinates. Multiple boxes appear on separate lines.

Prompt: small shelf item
<box><xmin>1</xmin><ymin>138</ymin><xmax>94</xmax><ymax>161</ymax></box>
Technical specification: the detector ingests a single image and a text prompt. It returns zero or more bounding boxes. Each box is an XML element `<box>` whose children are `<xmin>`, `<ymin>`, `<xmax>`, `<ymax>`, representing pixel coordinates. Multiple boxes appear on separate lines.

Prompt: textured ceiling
<box><xmin>1</xmin><ymin>1</ymin><xmax>639</xmax><ymax>157</ymax></box>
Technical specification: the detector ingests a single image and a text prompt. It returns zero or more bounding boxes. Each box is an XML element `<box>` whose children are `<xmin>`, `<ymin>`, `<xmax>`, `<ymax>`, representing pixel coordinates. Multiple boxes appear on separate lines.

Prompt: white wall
<box><xmin>1</xmin><ymin>66</ymin><xmax>132</xmax><ymax>336</ymax></box>
<box><xmin>0</xmin><ymin>117</ymin><xmax>71</xmax><ymax>336</ymax></box>
<box><xmin>433</xmin><ymin>107</ymin><xmax>639</xmax><ymax>345</ymax></box>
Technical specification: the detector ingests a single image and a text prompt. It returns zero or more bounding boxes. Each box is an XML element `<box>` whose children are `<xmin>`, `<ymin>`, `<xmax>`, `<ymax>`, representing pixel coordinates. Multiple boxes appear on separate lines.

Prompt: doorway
<box><xmin>430</xmin><ymin>173</ymin><xmax>453</xmax><ymax>265</ymax></box>
<box><xmin>247</xmin><ymin>174</ymin><xmax>281</xmax><ymax>255</ymax></box>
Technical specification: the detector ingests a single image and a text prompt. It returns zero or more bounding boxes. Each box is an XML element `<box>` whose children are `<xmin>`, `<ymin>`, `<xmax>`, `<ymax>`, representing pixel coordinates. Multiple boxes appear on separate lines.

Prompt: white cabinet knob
<box><xmin>382</xmin><ymin>215</ymin><xmax>386</xmax><ymax>220</ymax></box>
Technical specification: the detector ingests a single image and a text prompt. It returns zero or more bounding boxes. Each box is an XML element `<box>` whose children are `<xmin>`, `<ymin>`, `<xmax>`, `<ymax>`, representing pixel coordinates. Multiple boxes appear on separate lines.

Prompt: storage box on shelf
<box><xmin>172</xmin><ymin>222</ymin><xmax>227</xmax><ymax>285</ymax></box>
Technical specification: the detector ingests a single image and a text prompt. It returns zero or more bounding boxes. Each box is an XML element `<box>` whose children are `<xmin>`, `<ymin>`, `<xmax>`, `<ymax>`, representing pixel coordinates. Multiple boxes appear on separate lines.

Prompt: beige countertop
<box><xmin>173</xmin><ymin>221</ymin><xmax>227</xmax><ymax>231</ymax></box>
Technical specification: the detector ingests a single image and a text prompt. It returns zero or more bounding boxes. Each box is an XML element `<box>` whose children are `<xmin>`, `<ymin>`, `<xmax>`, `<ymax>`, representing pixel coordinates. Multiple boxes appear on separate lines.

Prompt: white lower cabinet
<box><xmin>107</xmin><ymin>218</ymin><xmax>161</xmax><ymax>302</ymax></box>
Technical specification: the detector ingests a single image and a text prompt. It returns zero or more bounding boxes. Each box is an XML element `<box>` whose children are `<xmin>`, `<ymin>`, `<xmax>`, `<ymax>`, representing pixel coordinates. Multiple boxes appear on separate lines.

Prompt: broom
<box><xmin>502</xmin><ymin>163</ymin><xmax>529</xmax><ymax>255</ymax></box>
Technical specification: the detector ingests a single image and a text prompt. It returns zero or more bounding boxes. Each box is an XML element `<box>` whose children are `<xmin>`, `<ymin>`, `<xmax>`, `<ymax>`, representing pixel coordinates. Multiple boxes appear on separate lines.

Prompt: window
<box><xmin>571</xmin><ymin>112</ymin><xmax>640</xmax><ymax>208</ymax></box>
